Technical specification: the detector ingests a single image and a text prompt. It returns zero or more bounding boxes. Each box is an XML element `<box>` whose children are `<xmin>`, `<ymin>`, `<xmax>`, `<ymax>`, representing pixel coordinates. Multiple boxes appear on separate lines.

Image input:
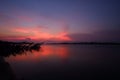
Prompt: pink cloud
<box><xmin>0</xmin><ymin>11</ymin><xmax>71</xmax><ymax>42</ymax></box>
<box><xmin>0</xmin><ymin>26</ymin><xmax>71</xmax><ymax>42</ymax></box>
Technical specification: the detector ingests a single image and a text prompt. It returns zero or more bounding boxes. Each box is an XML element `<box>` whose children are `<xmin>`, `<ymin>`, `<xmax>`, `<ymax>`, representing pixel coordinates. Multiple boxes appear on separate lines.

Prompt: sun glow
<box><xmin>0</xmin><ymin>26</ymin><xmax>71</xmax><ymax>42</ymax></box>
<box><xmin>0</xmin><ymin>12</ymin><xmax>71</xmax><ymax>42</ymax></box>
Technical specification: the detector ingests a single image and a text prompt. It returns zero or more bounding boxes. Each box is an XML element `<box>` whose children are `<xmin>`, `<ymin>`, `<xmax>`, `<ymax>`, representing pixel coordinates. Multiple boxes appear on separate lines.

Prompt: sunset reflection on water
<box><xmin>4</xmin><ymin>45</ymin><xmax>120</xmax><ymax>80</ymax></box>
<box><xmin>6</xmin><ymin>45</ymin><xmax>69</xmax><ymax>62</ymax></box>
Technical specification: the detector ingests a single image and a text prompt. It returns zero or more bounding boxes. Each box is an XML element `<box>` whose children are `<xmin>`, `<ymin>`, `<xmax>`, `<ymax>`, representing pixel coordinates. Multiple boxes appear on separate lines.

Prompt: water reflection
<box><xmin>0</xmin><ymin>43</ymin><xmax>41</xmax><ymax>80</ymax></box>
<box><xmin>0</xmin><ymin>56</ymin><xmax>17</xmax><ymax>80</ymax></box>
<box><xmin>4</xmin><ymin>45</ymin><xmax>69</xmax><ymax>80</ymax></box>
<box><xmin>2</xmin><ymin>45</ymin><xmax>120</xmax><ymax>80</ymax></box>
<box><xmin>6</xmin><ymin>45</ymin><xmax>69</xmax><ymax>62</ymax></box>
<box><xmin>40</xmin><ymin>45</ymin><xmax>68</xmax><ymax>59</ymax></box>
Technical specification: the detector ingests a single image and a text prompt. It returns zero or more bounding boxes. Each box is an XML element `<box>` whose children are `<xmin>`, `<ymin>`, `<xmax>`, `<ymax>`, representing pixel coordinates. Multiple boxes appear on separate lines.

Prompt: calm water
<box><xmin>5</xmin><ymin>44</ymin><xmax>120</xmax><ymax>80</ymax></box>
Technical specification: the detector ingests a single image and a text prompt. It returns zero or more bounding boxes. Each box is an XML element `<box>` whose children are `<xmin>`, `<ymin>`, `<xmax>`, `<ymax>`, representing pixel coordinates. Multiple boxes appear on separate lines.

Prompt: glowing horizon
<box><xmin>0</xmin><ymin>13</ymin><xmax>71</xmax><ymax>42</ymax></box>
<box><xmin>0</xmin><ymin>0</ymin><xmax>120</xmax><ymax>42</ymax></box>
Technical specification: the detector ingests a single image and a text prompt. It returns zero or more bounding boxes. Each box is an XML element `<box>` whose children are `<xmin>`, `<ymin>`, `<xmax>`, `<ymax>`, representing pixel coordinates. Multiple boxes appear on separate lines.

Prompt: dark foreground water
<box><xmin>5</xmin><ymin>44</ymin><xmax>120</xmax><ymax>80</ymax></box>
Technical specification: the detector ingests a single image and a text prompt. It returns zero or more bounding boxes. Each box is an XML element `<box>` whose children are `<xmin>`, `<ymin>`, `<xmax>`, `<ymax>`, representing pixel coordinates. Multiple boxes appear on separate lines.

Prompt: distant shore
<box><xmin>46</xmin><ymin>42</ymin><xmax>120</xmax><ymax>45</ymax></box>
<box><xmin>0</xmin><ymin>40</ymin><xmax>120</xmax><ymax>45</ymax></box>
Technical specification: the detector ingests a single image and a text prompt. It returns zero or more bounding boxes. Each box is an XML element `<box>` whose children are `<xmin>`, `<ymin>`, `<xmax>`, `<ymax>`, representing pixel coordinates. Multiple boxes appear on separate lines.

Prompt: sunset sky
<box><xmin>0</xmin><ymin>0</ymin><xmax>120</xmax><ymax>42</ymax></box>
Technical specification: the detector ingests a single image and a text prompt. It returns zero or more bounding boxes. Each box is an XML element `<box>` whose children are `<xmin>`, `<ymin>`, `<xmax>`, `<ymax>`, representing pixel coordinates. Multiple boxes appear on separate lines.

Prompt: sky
<box><xmin>0</xmin><ymin>0</ymin><xmax>120</xmax><ymax>42</ymax></box>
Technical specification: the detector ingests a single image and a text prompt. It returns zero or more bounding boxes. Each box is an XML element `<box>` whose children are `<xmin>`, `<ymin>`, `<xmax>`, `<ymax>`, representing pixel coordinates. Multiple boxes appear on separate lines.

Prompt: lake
<box><xmin>5</xmin><ymin>44</ymin><xmax>120</xmax><ymax>80</ymax></box>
